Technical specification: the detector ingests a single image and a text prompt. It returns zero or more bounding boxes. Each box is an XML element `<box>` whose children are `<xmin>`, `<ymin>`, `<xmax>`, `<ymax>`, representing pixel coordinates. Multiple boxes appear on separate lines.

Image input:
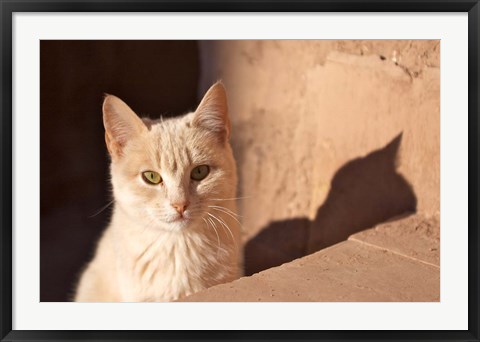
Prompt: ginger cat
<box><xmin>75</xmin><ymin>82</ymin><xmax>242</xmax><ymax>302</ymax></box>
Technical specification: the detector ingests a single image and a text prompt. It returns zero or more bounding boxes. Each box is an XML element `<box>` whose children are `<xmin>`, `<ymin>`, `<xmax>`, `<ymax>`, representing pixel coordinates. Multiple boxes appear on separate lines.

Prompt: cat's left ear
<box><xmin>192</xmin><ymin>82</ymin><xmax>231</xmax><ymax>142</ymax></box>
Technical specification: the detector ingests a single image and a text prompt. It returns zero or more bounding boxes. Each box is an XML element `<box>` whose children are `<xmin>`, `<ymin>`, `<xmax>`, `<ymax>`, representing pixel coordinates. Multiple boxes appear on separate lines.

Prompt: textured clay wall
<box><xmin>199</xmin><ymin>41</ymin><xmax>439</xmax><ymax>275</ymax></box>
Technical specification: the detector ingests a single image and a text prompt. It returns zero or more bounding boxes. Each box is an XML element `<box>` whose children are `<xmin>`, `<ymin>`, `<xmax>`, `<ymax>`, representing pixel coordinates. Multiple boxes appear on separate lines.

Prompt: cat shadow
<box><xmin>244</xmin><ymin>133</ymin><xmax>417</xmax><ymax>276</ymax></box>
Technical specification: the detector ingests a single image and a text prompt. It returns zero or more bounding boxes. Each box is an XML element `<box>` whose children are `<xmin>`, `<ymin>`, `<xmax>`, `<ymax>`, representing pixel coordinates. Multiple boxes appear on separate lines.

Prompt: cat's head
<box><xmin>103</xmin><ymin>82</ymin><xmax>237</xmax><ymax>232</ymax></box>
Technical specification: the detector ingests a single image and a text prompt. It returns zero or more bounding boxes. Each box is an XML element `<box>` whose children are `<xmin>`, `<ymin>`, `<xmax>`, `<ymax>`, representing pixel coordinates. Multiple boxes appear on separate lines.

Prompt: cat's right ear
<box><xmin>102</xmin><ymin>95</ymin><xmax>147</xmax><ymax>159</ymax></box>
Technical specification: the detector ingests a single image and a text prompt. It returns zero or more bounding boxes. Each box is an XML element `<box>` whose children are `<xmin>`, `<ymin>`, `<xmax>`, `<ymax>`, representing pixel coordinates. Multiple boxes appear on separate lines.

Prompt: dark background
<box><xmin>40</xmin><ymin>41</ymin><xmax>200</xmax><ymax>301</ymax></box>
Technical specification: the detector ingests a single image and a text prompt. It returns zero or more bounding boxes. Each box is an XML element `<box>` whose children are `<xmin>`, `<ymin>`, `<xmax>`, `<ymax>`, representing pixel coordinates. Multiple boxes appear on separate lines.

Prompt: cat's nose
<box><xmin>171</xmin><ymin>201</ymin><xmax>189</xmax><ymax>215</ymax></box>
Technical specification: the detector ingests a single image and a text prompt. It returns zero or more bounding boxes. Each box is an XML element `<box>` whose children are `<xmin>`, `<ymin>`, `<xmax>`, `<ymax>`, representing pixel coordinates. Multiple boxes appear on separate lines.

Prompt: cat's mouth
<box><xmin>165</xmin><ymin>215</ymin><xmax>189</xmax><ymax>224</ymax></box>
<box><xmin>154</xmin><ymin>208</ymin><xmax>202</xmax><ymax>230</ymax></box>
<box><xmin>162</xmin><ymin>214</ymin><xmax>196</xmax><ymax>231</ymax></box>
<box><xmin>164</xmin><ymin>211</ymin><xmax>194</xmax><ymax>224</ymax></box>
<box><xmin>173</xmin><ymin>215</ymin><xmax>189</xmax><ymax>222</ymax></box>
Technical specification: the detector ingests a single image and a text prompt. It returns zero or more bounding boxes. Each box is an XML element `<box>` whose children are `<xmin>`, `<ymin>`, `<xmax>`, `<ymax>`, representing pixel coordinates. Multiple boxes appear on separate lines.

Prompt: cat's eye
<box><xmin>191</xmin><ymin>165</ymin><xmax>210</xmax><ymax>181</ymax></box>
<box><xmin>142</xmin><ymin>171</ymin><xmax>162</xmax><ymax>185</ymax></box>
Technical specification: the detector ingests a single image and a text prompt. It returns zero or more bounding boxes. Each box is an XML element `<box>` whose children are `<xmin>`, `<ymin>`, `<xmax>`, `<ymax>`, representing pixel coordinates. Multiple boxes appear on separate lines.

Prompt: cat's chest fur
<box><xmin>113</xmin><ymin>220</ymin><xmax>234</xmax><ymax>302</ymax></box>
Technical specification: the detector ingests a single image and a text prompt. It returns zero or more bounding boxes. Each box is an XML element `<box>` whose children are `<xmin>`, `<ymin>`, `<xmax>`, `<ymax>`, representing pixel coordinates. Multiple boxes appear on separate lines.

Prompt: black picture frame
<box><xmin>1</xmin><ymin>1</ymin><xmax>478</xmax><ymax>341</ymax></box>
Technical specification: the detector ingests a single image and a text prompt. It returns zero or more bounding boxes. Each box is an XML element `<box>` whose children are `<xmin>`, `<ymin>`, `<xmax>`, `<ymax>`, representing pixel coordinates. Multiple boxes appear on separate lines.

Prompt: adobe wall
<box><xmin>199</xmin><ymin>40</ymin><xmax>440</xmax><ymax>275</ymax></box>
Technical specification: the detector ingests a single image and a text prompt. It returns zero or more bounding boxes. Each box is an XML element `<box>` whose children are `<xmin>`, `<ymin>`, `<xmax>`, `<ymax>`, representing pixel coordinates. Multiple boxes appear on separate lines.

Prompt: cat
<box><xmin>74</xmin><ymin>82</ymin><xmax>242</xmax><ymax>302</ymax></box>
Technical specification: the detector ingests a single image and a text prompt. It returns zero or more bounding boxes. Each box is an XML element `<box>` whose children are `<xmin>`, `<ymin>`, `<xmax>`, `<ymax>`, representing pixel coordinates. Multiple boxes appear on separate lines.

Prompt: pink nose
<box><xmin>171</xmin><ymin>202</ymin><xmax>189</xmax><ymax>215</ymax></box>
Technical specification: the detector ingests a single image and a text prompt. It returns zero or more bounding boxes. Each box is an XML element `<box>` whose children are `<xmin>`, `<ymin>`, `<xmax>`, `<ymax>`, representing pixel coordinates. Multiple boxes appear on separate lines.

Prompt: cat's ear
<box><xmin>103</xmin><ymin>95</ymin><xmax>147</xmax><ymax>158</ymax></box>
<box><xmin>192</xmin><ymin>82</ymin><xmax>231</xmax><ymax>142</ymax></box>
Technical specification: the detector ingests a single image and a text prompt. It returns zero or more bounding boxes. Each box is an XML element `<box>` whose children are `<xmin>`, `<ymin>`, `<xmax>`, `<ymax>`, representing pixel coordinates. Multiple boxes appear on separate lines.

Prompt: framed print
<box><xmin>1</xmin><ymin>1</ymin><xmax>479</xmax><ymax>341</ymax></box>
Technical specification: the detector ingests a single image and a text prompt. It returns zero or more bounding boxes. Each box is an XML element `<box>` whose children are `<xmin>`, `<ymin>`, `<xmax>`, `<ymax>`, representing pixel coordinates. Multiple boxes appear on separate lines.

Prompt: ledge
<box><xmin>180</xmin><ymin>214</ymin><xmax>439</xmax><ymax>302</ymax></box>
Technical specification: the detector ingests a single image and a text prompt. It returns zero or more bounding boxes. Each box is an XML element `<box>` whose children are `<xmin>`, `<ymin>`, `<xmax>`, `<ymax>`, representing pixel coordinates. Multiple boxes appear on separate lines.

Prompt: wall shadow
<box><xmin>244</xmin><ymin>133</ymin><xmax>417</xmax><ymax>276</ymax></box>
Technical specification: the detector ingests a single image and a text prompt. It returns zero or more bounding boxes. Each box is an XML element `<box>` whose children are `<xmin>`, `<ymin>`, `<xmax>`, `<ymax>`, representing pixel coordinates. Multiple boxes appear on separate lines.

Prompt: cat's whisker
<box><xmin>88</xmin><ymin>200</ymin><xmax>115</xmax><ymax>218</ymax></box>
<box><xmin>186</xmin><ymin>209</ymin><xmax>204</xmax><ymax>216</ymax></box>
<box><xmin>207</xmin><ymin>213</ymin><xmax>227</xmax><ymax>238</ymax></box>
<box><xmin>206</xmin><ymin>216</ymin><xmax>224</xmax><ymax>253</ymax></box>
<box><xmin>211</xmin><ymin>213</ymin><xmax>238</xmax><ymax>253</ymax></box>
<box><xmin>206</xmin><ymin>216</ymin><xmax>219</xmax><ymax>236</ymax></box>
<box><xmin>207</xmin><ymin>212</ymin><xmax>238</xmax><ymax>252</ymax></box>
<box><xmin>208</xmin><ymin>196</ymin><xmax>252</xmax><ymax>201</ymax></box>
<box><xmin>203</xmin><ymin>217</ymin><xmax>221</xmax><ymax>254</ymax></box>
<box><xmin>208</xmin><ymin>206</ymin><xmax>244</xmax><ymax>233</ymax></box>
<box><xmin>208</xmin><ymin>206</ymin><xmax>243</xmax><ymax>227</ymax></box>
<box><xmin>208</xmin><ymin>205</ymin><xmax>242</xmax><ymax>218</ymax></box>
